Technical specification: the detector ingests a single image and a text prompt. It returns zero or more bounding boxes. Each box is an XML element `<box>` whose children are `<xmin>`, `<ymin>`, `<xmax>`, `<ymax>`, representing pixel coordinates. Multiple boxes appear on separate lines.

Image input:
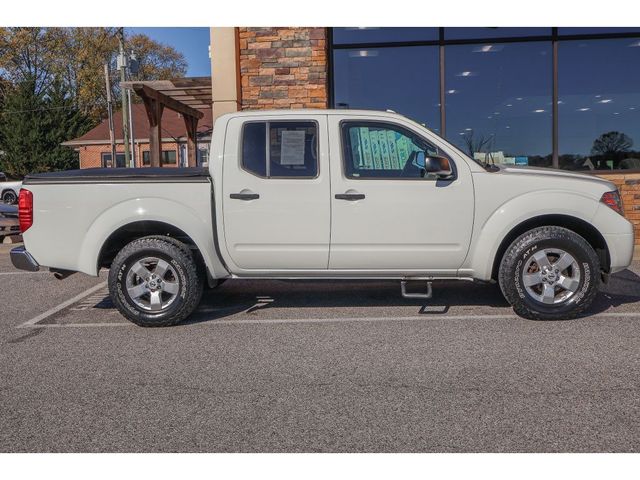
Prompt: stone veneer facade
<box><xmin>237</xmin><ymin>28</ymin><xmax>328</xmax><ymax>110</ymax></box>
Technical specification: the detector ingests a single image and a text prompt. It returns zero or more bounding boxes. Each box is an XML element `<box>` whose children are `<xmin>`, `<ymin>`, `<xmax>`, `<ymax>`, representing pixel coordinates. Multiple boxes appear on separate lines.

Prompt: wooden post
<box><xmin>184</xmin><ymin>115</ymin><xmax>198</xmax><ymax>167</ymax></box>
<box><xmin>142</xmin><ymin>96</ymin><xmax>164</xmax><ymax>168</ymax></box>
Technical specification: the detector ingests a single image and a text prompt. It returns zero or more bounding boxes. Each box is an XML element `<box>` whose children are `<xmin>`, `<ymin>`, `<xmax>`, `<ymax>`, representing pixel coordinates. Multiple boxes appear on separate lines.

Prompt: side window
<box><xmin>342</xmin><ymin>122</ymin><xmax>444</xmax><ymax>179</ymax></box>
<box><xmin>241</xmin><ymin>121</ymin><xmax>318</xmax><ymax>178</ymax></box>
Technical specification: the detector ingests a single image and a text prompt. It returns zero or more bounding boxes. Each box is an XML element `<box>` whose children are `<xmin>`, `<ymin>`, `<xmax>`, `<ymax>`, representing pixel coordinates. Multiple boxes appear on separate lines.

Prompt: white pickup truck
<box><xmin>11</xmin><ymin>109</ymin><xmax>635</xmax><ymax>326</ymax></box>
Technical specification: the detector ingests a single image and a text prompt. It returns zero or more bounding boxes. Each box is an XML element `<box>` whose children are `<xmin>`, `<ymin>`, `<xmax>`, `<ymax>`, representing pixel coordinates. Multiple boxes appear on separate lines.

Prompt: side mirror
<box><xmin>423</xmin><ymin>153</ymin><xmax>453</xmax><ymax>178</ymax></box>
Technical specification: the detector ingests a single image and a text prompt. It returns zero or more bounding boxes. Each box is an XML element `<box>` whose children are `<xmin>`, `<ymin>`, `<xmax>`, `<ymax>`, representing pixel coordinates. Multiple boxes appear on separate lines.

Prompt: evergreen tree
<box><xmin>0</xmin><ymin>76</ymin><xmax>93</xmax><ymax>177</ymax></box>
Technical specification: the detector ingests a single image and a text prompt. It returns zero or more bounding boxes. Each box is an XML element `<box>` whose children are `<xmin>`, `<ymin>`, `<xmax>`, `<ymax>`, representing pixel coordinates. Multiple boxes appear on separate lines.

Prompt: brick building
<box><xmin>64</xmin><ymin>103</ymin><xmax>213</xmax><ymax>169</ymax></box>
<box><xmin>208</xmin><ymin>27</ymin><xmax>640</xmax><ymax>245</ymax></box>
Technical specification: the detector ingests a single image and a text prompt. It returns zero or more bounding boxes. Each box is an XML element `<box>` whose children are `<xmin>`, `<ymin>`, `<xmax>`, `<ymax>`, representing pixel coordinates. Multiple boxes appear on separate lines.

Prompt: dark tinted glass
<box><xmin>161</xmin><ymin>150</ymin><xmax>177</xmax><ymax>165</ymax></box>
<box><xmin>269</xmin><ymin>122</ymin><xmax>318</xmax><ymax>177</ymax></box>
<box><xmin>558</xmin><ymin>38</ymin><xmax>640</xmax><ymax>171</ymax></box>
<box><xmin>242</xmin><ymin>122</ymin><xmax>267</xmax><ymax>177</ymax></box>
<box><xmin>142</xmin><ymin>151</ymin><xmax>150</xmax><ymax>165</ymax></box>
<box><xmin>242</xmin><ymin>122</ymin><xmax>318</xmax><ymax>177</ymax></box>
<box><xmin>332</xmin><ymin>27</ymin><xmax>438</xmax><ymax>44</ymax></box>
<box><xmin>445</xmin><ymin>28</ymin><xmax>550</xmax><ymax>39</ymax></box>
<box><xmin>333</xmin><ymin>46</ymin><xmax>441</xmax><ymax>133</ymax></box>
<box><xmin>342</xmin><ymin>122</ymin><xmax>442</xmax><ymax>179</ymax></box>
<box><xmin>559</xmin><ymin>27</ymin><xmax>640</xmax><ymax>35</ymax></box>
<box><xmin>445</xmin><ymin>41</ymin><xmax>553</xmax><ymax>167</ymax></box>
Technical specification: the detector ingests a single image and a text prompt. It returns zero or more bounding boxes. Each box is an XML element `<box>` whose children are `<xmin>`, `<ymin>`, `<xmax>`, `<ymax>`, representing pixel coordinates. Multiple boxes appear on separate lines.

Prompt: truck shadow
<box><xmin>184</xmin><ymin>267</ymin><xmax>640</xmax><ymax>324</ymax></box>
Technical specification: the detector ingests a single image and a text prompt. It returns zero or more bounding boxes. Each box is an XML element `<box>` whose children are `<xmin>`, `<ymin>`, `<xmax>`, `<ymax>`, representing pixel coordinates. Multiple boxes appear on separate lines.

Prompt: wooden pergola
<box><xmin>121</xmin><ymin>77</ymin><xmax>212</xmax><ymax>167</ymax></box>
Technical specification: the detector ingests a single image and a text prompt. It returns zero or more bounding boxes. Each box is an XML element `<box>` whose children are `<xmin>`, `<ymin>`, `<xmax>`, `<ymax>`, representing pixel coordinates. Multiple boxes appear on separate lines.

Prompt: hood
<box><xmin>494</xmin><ymin>164</ymin><xmax>616</xmax><ymax>190</ymax></box>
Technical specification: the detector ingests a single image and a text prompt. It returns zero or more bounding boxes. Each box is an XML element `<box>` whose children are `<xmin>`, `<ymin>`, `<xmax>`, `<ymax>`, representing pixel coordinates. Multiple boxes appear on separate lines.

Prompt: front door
<box><xmin>222</xmin><ymin>115</ymin><xmax>330</xmax><ymax>271</ymax></box>
<box><xmin>328</xmin><ymin>117</ymin><xmax>474</xmax><ymax>273</ymax></box>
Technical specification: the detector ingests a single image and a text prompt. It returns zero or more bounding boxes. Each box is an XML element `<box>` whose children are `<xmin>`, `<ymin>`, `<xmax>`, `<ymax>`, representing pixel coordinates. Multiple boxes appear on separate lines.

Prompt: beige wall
<box><xmin>210</xmin><ymin>27</ymin><xmax>241</xmax><ymax>120</ymax></box>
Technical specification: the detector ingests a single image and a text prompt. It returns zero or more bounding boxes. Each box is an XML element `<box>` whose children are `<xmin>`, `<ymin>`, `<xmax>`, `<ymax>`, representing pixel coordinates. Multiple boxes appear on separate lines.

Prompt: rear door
<box><xmin>222</xmin><ymin>114</ymin><xmax>330</xmax><ymax>271</ymax></box>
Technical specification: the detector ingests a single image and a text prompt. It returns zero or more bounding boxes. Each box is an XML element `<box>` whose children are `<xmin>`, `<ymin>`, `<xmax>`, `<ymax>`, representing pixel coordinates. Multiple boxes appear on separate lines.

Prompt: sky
<box><xmin>126</xmin><ymin>27</ymin><xmax>210</xmax><ymax>77</ymax></box>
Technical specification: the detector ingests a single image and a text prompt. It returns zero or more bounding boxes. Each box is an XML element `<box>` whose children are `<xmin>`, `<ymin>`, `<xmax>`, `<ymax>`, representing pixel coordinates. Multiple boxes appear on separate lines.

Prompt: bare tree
<box><xmin>591</xmin><ymin>131</ymin><xmax>633</xmax><ymax>156</ymax></box>
<box><xmin>462</xmin><ymin>131</ymin><xmax>494</xmax><ymax>162</ymax></box>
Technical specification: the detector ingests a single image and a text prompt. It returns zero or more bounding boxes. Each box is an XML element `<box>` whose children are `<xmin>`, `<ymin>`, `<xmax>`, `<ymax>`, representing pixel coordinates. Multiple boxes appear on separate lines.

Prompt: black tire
<box><xmin>108</xmin><ymin>236</ymin><xmax>203</xmax><ymax>327</ymax></box>
<box><xmin>2</xmin><ymin>190</ymin><xmax>17</xmax><ymax>204</ymax></box>
<box><xmin>498</xmin><ymin>226</ymin><xmax>600</xmax><ymax>320</ymax></box>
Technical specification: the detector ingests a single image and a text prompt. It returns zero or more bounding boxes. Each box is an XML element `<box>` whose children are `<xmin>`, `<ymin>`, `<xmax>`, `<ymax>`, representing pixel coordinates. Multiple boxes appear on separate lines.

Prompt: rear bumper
<box><xmin>605</xmin><ymin>232</ymin><xmax>635</xmax><ymax>274</ymax></box>
<box><xmin>10</xmin><ymin>246</ymin><xmax>40</xmax><ymax>272</ymax></box>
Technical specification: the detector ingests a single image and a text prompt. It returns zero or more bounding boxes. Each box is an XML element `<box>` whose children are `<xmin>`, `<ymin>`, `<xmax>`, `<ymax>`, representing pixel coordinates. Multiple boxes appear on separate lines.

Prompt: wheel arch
<box><xmin>490</xmin><ymin>214</ymin><xmax>610</xmax><ymax>281</ymax></box>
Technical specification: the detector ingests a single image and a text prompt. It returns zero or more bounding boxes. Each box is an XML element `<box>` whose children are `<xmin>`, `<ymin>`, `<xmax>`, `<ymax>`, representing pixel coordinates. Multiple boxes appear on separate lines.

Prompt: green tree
<box><xmin>0</xmin><ymin>27</ymin><xmax>188</xmax><ymax>123</ymax></box>
<box><xmin>0</xmin><ymin>76</ymin><xmax>92</xmax><ymax>177</ymax></box>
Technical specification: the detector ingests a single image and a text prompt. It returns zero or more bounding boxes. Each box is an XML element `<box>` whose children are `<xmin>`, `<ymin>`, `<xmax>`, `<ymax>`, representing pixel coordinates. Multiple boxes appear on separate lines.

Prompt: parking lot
<box><xmin>1</xmin><ymin>242</ymin><xmax>640</xmax><ymax>452</ymax></box>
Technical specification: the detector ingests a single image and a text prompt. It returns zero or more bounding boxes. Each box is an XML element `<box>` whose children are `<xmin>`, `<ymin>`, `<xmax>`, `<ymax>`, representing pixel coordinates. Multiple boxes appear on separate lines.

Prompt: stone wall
<box><xmin>237</xmin><ymin>28</ymin><xmax>328</xmax><ymax>110</ymax></box>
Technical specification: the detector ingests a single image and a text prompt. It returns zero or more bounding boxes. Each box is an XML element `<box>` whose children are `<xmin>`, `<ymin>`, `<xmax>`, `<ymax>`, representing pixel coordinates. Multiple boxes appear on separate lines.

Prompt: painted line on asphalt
<box><xmin>17</xmin><ymin>282</ymin><xmax>108</xmax><ymax>328</ymax></box>
<box><xmin>18</xmin><ymin>309</ymin><xmax>640</xmax><ymax>328</ymax></box>
<box><xmin>0</xmin><ymin>271</ymin><xmax>50</xmax><ymax>275</ymax></box>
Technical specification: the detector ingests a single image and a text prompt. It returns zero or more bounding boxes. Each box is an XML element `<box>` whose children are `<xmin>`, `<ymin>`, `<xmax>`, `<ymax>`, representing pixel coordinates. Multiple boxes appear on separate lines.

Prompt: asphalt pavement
<box><xmin>1</xmin><ymin>243</ymin><xmax>640</xmax><ymax>452</ymax></box>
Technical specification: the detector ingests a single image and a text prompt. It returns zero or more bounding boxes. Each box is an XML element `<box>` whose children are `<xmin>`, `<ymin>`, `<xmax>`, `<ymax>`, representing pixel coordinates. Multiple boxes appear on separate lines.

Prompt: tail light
<box><xmin>18</xmin><ymin>188</ymin><xmax>33</xmax><ymax>233</ymax></box>
<box><xmin>600</xmin><ymin>190</ymin><xmax>624</xmax><ymax>216</ymax></box>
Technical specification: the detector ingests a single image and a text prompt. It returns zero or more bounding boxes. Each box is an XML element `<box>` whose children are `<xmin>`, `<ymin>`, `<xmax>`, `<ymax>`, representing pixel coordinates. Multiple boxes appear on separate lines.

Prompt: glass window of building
<box><xmin>558</xmin><ymin>38</ymin><xmax>640</xmax><ymax>171</ymax></box>
<box><xmin>101</xmin><ymin>152</ymin><xmax>126</xmax><ymax>168</ymax></box>
<box><xmin>444</xmin><ymin>41</ymin><xmax>553</xmax><ymax>167</ymax></box>
<box><xmin>559</xmin><ymin>27</ymin><xmax>640</xmax><ymax>36</ymax></box>
<box><xmin>332</xmin><ymin>46</ymin><xmax>441</xmax><ymax>133</ymax></box>
<box><xmin>141</xmin><ymin>150</ymin><xmax>177</xmax><ymax>166</ymax></box>
<box><xmin>332</xmin><ymin>27</ymin><xmax>438</xmax><ymax>45</ymax></box>
<box><xmin>445</xmin><ymin>28</ymin><xmax>551</xmax><ymax>40</ymax></box>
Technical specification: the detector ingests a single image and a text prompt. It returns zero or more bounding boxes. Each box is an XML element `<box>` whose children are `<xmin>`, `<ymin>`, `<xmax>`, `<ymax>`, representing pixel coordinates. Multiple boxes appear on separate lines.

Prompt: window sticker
<box><xmin>387</xmin><ymin>131</ymin><xmax>400</xmax><ymax>169</ymax></box>
<box><xmin>279</xmin><ymin>130</ymin><xmax>306</xmax><ymax>165</ymax></box>
<box><xmin>359</xmin><ymin>127</ymin><xmax>373</xmax><ymax>168</ymax></box>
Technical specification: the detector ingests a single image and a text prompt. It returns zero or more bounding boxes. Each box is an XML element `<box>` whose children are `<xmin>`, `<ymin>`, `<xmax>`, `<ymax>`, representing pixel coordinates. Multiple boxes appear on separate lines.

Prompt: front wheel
<box><xmin>108</xmin><ymin>236</ymin><xmax>203</xmax><ymax>327</ymax></box>
<box><xmin>498</xmin><ymin>226</ymin><xmax>600</xmax><ymax>320</ymax></box>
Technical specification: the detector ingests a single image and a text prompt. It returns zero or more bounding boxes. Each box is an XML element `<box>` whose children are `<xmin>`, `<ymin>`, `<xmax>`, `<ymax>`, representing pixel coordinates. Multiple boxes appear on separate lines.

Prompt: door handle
<box><xmin>230</xmin><ymin>192</ymin><xmax>259</xmax><ymax>200</ymax></box>
<box><xmin>335</xmin><ymin>192</ymin><xmax>365</xmax><ymax>201</ymax></box>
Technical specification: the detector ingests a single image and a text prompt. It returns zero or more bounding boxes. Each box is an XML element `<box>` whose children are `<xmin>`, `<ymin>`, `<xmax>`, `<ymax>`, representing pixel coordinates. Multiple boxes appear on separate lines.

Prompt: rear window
<box><xmin>241</xmin><ymin>121</ymin><xmax>318</xmax><ymax>178</ymax></box>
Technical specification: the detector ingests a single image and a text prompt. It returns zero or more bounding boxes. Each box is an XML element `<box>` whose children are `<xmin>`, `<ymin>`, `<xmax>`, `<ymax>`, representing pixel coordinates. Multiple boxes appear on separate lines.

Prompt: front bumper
<box><xmin>10</xmin><ymin>246</ymin><xmax>40</xmax><ymax>272</ymax></box>
<box><xmin>604</xmin><ymin>232</ymin><xmax>635</xmax><ymax>274</ymax></box>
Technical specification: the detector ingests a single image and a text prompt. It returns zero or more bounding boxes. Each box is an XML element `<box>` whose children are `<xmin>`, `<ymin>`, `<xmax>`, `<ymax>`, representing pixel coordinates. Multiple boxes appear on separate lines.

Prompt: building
<box><xmin>63</xmin><ymin>103</ymin><xmax>213</xmax><ymax>168</ymax></box>
<box><xmin>207</xmin><ymin>27</ymin><xmax>640</xmax><ymax>245</ymax></box>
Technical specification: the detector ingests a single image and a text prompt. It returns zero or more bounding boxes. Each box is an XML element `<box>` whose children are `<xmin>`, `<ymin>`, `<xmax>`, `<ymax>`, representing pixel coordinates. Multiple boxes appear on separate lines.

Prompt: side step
<box><xmin>400</xmin><ymin>280</ymin><xmax>433</xmax><ymax>299</ymax></box>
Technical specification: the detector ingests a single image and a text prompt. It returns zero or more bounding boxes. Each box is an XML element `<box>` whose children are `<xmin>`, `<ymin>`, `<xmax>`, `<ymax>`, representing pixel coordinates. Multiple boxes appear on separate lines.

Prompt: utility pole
<box><xmin>117</xmin><ymin>28</ymin><xmax>131</xmax><ymax>168</ymax></box>
<box><xmin>104</xmin><ymin>63</ymin><xmax>117</xmax><ymax>168</ymax></box>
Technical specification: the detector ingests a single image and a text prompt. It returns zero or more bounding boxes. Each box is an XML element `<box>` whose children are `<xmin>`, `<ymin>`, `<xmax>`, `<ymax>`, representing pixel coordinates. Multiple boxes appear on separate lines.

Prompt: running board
<box><xmin>400</xmin><ymin>280</ymin><xmax>433</xmax><ymax>299</ymax></box>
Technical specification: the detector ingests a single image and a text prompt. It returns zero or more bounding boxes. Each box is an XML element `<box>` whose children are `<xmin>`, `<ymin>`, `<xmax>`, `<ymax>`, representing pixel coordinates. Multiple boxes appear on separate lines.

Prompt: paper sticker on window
<box><xmin>280</xmin><ymin>130</ymin><xmax>306</xmax><ymax>165</ymax></box>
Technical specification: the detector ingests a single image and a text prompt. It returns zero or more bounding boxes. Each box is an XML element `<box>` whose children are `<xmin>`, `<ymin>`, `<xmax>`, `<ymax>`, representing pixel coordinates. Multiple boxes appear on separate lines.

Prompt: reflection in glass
<box><xmin>558</xmin><ymin>39</ymin><xmax>640</xmax><ymax>170</ymax></box>
<box><xmin>445</xmin><ymin>42</ymin><xmax>553</xmax><ymax>167</ymax></box>
<box><xmin>445</xmin><ymin>27</ymin><xmax>550</xmax><ymax>40</ymax></box>
<box><xmin>332</xmin><ymin>27</ymin><xmax>438</xmax><ymax>44</ymax></box>
<box><xmin>333</xmin><ymin>46</ymin><xmax>440</xmax><ymax>132</ymax></box>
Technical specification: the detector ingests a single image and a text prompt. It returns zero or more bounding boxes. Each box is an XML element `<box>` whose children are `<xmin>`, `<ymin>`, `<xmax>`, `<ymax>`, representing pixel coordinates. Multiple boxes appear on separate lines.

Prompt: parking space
<box><xmin>1</xmin><ymin>242</ymin><xmax>640</xmax><ymax>452</ymax></box>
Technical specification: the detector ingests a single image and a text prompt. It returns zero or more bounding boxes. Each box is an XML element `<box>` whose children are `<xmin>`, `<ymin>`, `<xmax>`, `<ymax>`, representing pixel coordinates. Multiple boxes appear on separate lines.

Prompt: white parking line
<box><xmin>17</xmin><ymin>282</ymin><xmax>108</xmax><ymax>328</ymax></box>
<box><xmin>0</xmin><ymin>271</ymin><xmax>49</xmax><ymax>275</ymax></box>
<box><xmin>18</xmin><ymin>308</ymin><xmax>640</xmax><ymax>329</ymax></box>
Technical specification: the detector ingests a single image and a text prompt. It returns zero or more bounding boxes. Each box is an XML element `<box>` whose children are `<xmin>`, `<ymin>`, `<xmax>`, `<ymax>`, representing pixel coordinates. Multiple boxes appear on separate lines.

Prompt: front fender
<box><xmin>77</xmin><ymin>196</ymin><xmax>228</xmax><ymax>278</ymax></box>
<box><xmin>463</xmin><ymin>190</ymin><xmax>600</xmax><ymax>280</ymax></box>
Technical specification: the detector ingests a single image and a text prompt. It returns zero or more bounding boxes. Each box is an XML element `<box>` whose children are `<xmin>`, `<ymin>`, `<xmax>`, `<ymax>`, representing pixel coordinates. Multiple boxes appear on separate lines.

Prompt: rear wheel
<box><xmin>108</xmin><ymin>237</ymin><xmax>203</xmax><ymax>327</ymax></box>
<box><xmin>498</xmin><ymin>226</ymin><xmax>600</xmax><ymax>320</ymax></box>
<box><xmin>2</xmin><ymin>190</ymin><xmax>17</xmax><ymax>204</ymax></box>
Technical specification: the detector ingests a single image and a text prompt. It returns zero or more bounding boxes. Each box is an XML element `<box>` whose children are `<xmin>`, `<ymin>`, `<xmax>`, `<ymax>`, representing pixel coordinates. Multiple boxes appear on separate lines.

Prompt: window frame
<box><xmin>339</xmin><ymin>120</ymin><xmax>457</xmax><ymax>181</ymax></box>
<box><xmin>101</xmin><ymin>152</ymin><xmax>126</xmax><ymax>168</ymax></box>
<box><xmin>239</xmin><ymin>120</ymin><xmax>321</xmax><ymax>180</ymax></box>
